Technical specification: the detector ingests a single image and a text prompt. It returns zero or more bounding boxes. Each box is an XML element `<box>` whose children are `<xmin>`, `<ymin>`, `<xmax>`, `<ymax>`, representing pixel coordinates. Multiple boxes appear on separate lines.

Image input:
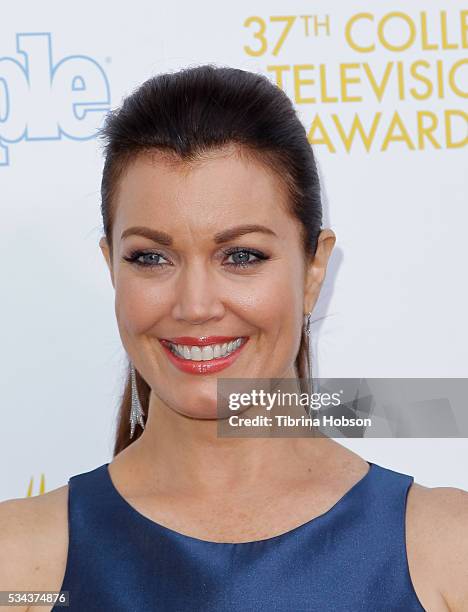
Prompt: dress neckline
<box><xmin>102</xmin><ymin>460</ymin><xmax>375</xmax><ymax>546</ymax></box>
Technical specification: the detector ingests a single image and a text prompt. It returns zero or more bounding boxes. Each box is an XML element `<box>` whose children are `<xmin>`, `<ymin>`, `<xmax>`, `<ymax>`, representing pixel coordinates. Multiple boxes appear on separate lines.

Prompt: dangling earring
<box><xmin>304</xmin><ymin>312</ymin><xmax>312</xmax><ymax>338</ymax></box>
<box><xmin>304</xmin><ymin>312</ymin><xmax>314</xmax><ymax>415</ymax></box>
<box><xmin>130</xmin><ymin>362</ymin><xmax>146</xmax><ymax>439</ymax></box>
<box><xmin>304</xmin><ymin>312</ymin><xmax>313</xmax><ymax>380</ymax></box>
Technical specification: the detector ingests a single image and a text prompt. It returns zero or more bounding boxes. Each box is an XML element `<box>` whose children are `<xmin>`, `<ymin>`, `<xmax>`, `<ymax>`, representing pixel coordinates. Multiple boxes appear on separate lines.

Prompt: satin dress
<box><xmin>52</xmin><ymin>460</ymin><xmax>426</xmax><ymax>611</ymax></box>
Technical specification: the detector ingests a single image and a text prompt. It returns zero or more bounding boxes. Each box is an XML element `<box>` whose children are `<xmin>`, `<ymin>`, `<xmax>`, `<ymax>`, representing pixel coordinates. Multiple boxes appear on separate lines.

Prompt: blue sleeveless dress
<box><xmin>52</xmin><ymin>461</ymin><xmax>426</xmax><ymax>611</ymax></box>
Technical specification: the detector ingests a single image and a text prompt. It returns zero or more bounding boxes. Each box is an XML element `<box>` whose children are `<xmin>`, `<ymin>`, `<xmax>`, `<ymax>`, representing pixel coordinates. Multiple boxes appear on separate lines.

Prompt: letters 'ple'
<box><xmin>0</xmin><ymin>33</ymin><xmax>111</xmax><ymax>166</ymax></box>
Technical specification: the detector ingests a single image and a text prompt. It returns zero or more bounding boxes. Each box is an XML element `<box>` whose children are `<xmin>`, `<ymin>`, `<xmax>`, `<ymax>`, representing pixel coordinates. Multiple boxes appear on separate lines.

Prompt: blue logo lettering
<box><xmin>0</xmin><ymin>33</ymin><xmax>111</xmax><ymax>166</ymax></box>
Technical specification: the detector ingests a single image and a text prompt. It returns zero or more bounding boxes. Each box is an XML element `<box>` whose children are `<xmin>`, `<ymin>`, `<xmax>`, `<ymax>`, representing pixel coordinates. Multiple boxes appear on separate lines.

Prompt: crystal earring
<box><xmin>130</xmin><ymin>362</ymin><xmax>146</xmax><ymax>439</ymax></box>
<box><xmin>304</xmin><ymin>312</ymin><xmax>313</xmax><ymax>380</ymax></box>
<box><xmin>304</xmin><ymin>312</ymin><xmax>312</xmax><ymax>338</ymax></box>
<box><xmin>304</xmin><ymin>312</ymin><xmax>314</xmax><ymax>415</ymax></box>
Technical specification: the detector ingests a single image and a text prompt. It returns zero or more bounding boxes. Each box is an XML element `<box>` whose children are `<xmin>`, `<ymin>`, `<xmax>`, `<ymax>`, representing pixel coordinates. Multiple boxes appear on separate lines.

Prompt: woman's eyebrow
<box><xmin>121</xmin><ymin>226</ymin><xmax>172</xmax><ymax>245</ymax></box>
<box><xmin>214</xmin><ymin>224</ymin><xmax>277</xmax><ymax>244</ymax></box>
<box><xmin>120</xmin><ymin>224</ymin><xmax>277</xmax><ymax>246</ymax></box>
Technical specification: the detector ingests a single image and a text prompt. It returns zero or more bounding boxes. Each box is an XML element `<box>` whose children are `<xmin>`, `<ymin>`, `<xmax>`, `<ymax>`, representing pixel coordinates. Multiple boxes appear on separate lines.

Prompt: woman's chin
<box><xmin>173</xmin><ymin>401</ymin><xmax>222</xmax><ymax>420</ymax></box>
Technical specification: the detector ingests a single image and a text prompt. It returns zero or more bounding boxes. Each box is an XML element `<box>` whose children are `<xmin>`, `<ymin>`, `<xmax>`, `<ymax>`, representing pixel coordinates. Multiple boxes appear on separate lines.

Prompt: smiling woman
<box><xmin>1</xmin><ymin>65</ymin><xmax>467</xmax><ymax>612</ymax></box>
<box><xmin>99</xmin><ymin>140</ymin><xmax>327</xmax><ymax>434</ymax></box>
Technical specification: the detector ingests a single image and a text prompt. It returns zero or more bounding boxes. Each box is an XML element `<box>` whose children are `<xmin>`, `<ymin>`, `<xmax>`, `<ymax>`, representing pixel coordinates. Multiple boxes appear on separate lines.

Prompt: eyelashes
<box><xmin>221</xmin><ymin>247</ymin><xmax>270</xmax><ymax>268</ymax></box>
<box><xmin>122</xmin><ymin>247</ymin><xmax>270</xmax><ymax>271</ymax></box>
<box><xmin>122</xmin><ymin>251</ymin><xmax>167</xmax><ymax>268</ymax></box>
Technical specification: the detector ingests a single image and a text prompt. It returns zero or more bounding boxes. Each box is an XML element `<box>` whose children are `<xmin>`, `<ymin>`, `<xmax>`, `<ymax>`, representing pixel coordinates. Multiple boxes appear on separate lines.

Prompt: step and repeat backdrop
<box><xmin>1</xmin><ymin>0</ymin><xmax>467</xmax><ymax>500</ymax></box>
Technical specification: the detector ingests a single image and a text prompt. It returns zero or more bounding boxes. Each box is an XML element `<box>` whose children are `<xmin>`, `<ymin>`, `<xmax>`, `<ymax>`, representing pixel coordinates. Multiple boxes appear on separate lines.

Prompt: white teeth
<box><xmin>201</xmin><ymin>346</ymin><xmax>213</xmax><ymax>361</ymax></box>
<box><xmin>167</xmin><ymin>338</ymin><xmax>245</xmax><ymax>361</ymax></box>
<box><xmin>190</xmin><ymin>346</ymin><xmax>202</xmax><ymax>360</ymax></box>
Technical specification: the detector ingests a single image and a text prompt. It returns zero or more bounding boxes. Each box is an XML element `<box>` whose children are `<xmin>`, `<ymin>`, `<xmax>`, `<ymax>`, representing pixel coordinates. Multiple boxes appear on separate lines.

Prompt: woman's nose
<box><xmin>171</xmin><ymin>262</ymin><xmax>225</xmax><ymax>325</ymax></box>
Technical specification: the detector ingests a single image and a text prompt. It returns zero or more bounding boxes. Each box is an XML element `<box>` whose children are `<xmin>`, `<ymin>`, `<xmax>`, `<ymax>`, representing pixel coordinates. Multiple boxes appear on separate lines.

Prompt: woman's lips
<box><xmin>159</xmin><ymin>338</ymin><xmax>249</xmax><ymax>375</ymax></box>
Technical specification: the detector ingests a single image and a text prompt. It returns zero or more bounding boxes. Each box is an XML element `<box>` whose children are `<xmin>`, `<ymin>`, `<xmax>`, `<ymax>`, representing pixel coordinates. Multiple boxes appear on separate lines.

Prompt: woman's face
<box><xmin>100</xmin><ymin>146</ymin><xmax>333</xmax><ymax>419</ymax></box>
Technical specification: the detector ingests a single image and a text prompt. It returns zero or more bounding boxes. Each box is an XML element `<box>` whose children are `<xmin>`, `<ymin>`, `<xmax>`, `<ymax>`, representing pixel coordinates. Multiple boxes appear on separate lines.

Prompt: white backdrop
<box><xmin>1</xmin><ymin>0</ymin><xmax>467</xmax><ymax>500</ymax></box>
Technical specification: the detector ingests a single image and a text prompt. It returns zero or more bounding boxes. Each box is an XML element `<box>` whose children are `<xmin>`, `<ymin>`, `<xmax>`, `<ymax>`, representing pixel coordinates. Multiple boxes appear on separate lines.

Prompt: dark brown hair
<box><xmin>98</xmin><ymin>65</ymin><xmax>323</xmax><ymax>457</ymax></box>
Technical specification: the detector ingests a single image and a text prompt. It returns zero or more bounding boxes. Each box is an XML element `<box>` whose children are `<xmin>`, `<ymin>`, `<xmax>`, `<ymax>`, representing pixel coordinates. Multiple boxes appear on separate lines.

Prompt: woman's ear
<box><xmin>99</xmin><ymin>236</ymin><xmax>115</xmax><ymax>288</ymax></box>
<box><xmin>303</xmin><ymin>229</ymin><xmax>336</xmax><ymax>314</ymax></box>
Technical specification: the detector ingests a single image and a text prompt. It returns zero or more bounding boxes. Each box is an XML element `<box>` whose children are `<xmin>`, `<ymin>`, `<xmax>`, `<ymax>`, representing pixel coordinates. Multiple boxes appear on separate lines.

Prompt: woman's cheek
<box><xmin>250</xmin><ymin>272</ymin><xmax>302</xmax><ymax>324</ymax></box>
<box><xmin>115</xmin><ymin>278</ymin><xmax>167</xmax><ymax>335</ymax></box>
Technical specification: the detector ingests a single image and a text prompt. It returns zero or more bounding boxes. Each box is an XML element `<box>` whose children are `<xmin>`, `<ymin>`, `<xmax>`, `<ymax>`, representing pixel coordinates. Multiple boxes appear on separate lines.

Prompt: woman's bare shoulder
<box><xmin>406</xmin><ymin>480</ymin><xmax>468</xmax><ymax>612</ymax></box>
<box><xmin>0</xmin><ymin>485</ymin><xmax>69</xmax><ymax>610</ymax></box>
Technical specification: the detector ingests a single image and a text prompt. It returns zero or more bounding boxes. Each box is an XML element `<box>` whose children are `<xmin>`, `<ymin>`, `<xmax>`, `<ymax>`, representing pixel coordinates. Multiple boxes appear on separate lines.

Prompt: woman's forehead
<box><xmin>113</xmin><ymin>150</ymin><xmax>291</xmax><ymax>231</ymax></box>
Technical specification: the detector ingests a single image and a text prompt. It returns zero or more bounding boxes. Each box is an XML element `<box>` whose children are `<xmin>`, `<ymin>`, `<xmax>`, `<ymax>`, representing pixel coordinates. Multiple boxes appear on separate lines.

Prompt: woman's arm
<box><xmin>0</xmin><ymin>497</ymin><xmax>38</xmax><ymax>612</ymax></box>
<box><xmin>408</xmin><ymin>483</ymin><xmax>468</xmax><ymax>612</ymax></box>
<box><xmin>0</xmin><ymin>488</ymin><xmax>69</xmax><ymax>612</ymax></box>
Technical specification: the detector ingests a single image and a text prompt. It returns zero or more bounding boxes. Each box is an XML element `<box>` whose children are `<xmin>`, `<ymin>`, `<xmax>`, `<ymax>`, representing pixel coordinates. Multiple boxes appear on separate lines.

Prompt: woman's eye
<box><xmin>123</xmin><ymin>251</ymin><xmax>170</xmax><ymax>268</ymax></box>
<box><xmin>223</xmin><ymin>248</ymin><xmax>268</xmax><ymax>269</ymax></box>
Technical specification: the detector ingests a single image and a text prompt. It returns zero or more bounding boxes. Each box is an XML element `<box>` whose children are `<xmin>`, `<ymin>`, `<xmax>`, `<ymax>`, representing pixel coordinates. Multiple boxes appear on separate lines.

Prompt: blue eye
<box><xmin>222</xmin><ymin>247</ymin><xmax>269</xmax><ymax>269</ymax></box>
<box><xmin>123</xmin><ymin>251</ymin><xmax>171</xmax><ymax>268</ymax></box>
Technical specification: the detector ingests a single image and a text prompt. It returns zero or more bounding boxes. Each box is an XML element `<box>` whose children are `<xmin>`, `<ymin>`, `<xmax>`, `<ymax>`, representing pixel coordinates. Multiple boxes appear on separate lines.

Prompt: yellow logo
<box><xmin>26</xmin><ymin>474</ymin><xmax>46</xmax><ymax>497</ymax></box>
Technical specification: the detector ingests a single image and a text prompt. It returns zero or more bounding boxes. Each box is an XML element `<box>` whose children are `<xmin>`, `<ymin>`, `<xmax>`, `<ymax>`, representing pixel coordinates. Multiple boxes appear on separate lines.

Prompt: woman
<box><xmin>1</xmin><ymin>65</ymin><xmax>467</xmax><ymax>612</ymax></box>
